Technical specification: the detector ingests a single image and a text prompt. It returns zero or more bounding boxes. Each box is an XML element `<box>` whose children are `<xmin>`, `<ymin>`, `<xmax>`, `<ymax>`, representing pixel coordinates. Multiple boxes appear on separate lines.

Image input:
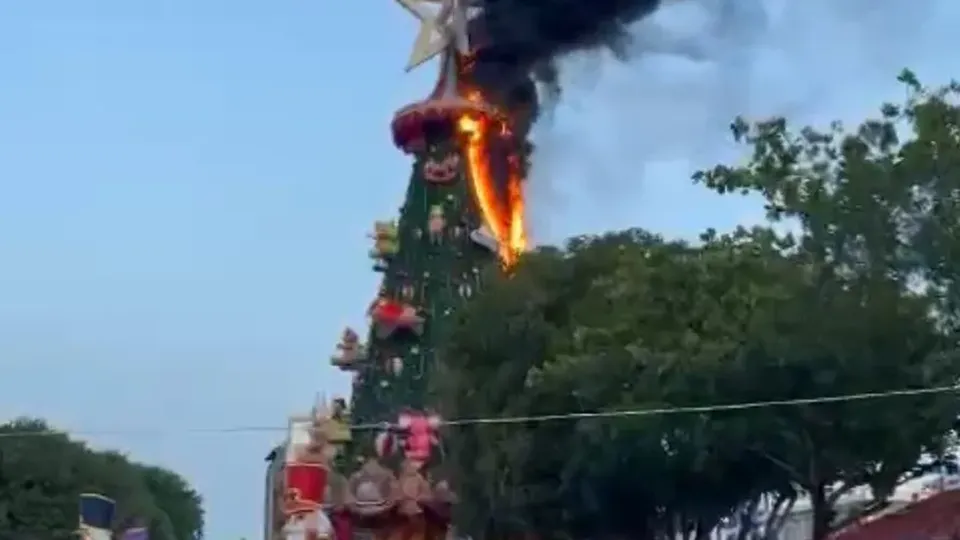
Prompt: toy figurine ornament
<box><xmin>282</xmin><ymin>461</ymin><xmax>327</xmax><ymax>539</ymax></box>
<box><xmin>428</xmin><ymin>205</ymin><xmax>446</xmax><ymax>243</ymax></box>
<box><xmin>282</xmin><ymin>505</ymin><xmax>332</xmax><ymax>540</ymax></box>
<box><xmin>396</xmin><ymin>459</ymin><xmax>431</xmax><ymax>516</ymax></box>
<box><xmin>389</xmin><ymin>356</ymin><xmax>404</xmax><ymax>375</ymax></box>
<box><xmin>346</xmin><ymin>459</ymin><xmax>396</xmax><ymax>521</ymax></box>
<box><xmin>295</xmin><ymin>397</ymin><xmax>350</xmax><ymax>467</ymax></box>
<box><xmin>368</xmin><ymin>221</ymin><xmax>400</xmax><ymax>271</ymax></box>
<box><xmin>398</xmin><ymin>411</ymin><xmax>442</xmax><ymax>469</ymax></box>
<box><xmin>281</xmin><ymin>398</ymin><xmax>355</xmax><ymax>540</ymax></box>
<box><xmin>330</xmin><ymin>327</ymin><xmax>365</xmax><ymax>370</ymax></box>
<box><xmin>422</xmin><ymin>153</ymin><xmax>460</xmax><ymax>183</ymax></box>
<box><xmin>331</xmin><ymin>397</ymin><xmax>348</xmax><ymax>421</ymax></box>
<box><xmin>313</xmin><ymin>396</ymin><xmax>352</xmax><ymax>450</ymax></box>
<box><xmin>375</xmin><ymin>411</ymin><xmax>442</xmax><ymax>470</ymax></box>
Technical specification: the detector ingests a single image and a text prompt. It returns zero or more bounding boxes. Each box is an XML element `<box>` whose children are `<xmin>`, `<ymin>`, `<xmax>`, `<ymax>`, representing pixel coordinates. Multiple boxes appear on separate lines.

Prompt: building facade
<box><xmin>263</xmin><ymin>444</ymin><xmax>285</xmax><ymax>540</ymax></box>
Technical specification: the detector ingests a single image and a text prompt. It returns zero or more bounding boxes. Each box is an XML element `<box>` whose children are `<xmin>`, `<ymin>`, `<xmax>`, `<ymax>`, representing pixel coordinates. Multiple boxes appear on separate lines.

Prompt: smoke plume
<box><xmin>471</xmin><ymin>0</ymin><xmax>663</xmax><ymax>95</ymax></box>
<box><xmin>463</xmin><ymin>0</ymin><xmax>767</xmax><ymax>141</ymax></box>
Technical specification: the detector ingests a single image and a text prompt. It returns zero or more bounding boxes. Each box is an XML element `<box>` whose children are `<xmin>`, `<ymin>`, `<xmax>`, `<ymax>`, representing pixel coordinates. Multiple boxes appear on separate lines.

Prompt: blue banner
<box><xmin>79</xmin><ymin>493</ymin><xmax>115</xmax><ymax>540</ymax></box>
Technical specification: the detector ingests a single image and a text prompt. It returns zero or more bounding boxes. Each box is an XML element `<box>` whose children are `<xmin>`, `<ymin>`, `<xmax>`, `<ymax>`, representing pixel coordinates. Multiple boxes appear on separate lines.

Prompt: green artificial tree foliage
<box><xmin>350</xmin><ymin>127</ymin><xmax>500</xmax><ymax>436</ymax></box>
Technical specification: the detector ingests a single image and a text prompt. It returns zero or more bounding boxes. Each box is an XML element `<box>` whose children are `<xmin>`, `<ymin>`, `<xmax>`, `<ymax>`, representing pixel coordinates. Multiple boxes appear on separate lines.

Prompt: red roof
<box><xmin>833</xmin><ymin>490</ymin><xmax>960</xmax><ymax>540</ymax></box>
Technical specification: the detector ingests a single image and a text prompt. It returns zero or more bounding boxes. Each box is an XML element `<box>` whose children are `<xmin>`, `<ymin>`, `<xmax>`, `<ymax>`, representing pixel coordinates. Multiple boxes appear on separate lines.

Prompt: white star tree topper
<box><xmin>394</xmin><ymin>0</ymin><xmax>479</xmax><ymax>72</ymax></box>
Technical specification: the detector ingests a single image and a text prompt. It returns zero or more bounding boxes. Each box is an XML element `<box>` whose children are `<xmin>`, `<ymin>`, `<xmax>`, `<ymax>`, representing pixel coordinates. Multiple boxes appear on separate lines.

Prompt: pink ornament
<box><xmin>397</xmin><ymin>411</ymin><xmax>441</xmax><ymax>469</ymax></box>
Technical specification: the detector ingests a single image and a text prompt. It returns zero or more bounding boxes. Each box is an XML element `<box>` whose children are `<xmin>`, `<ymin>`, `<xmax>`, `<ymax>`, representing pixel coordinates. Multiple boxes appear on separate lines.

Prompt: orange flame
<box><xmin>457</xmin><ymin>112</ymin><xmax>527</xmax><ymax>267</ymax></box>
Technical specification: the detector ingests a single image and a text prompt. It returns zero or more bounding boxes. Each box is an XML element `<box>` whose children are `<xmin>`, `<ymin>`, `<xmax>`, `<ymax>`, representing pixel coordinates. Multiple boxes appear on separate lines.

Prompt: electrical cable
<box><xmin>0</xmin><ymin>384</ymin><xmax>955</xmax><ymax>439</ymax></box>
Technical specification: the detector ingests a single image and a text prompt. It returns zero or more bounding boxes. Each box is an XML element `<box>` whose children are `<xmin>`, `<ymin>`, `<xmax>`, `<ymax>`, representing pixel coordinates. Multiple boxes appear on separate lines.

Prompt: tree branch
<box><xmin>750</xmin><ymin>447</ymin><xmax>807</xmax><ymax>486</ymax></box>
<box><xmin>826</xmin><ymin>480</ymin><xmax>861</xmax><ymax>506</ymax></box>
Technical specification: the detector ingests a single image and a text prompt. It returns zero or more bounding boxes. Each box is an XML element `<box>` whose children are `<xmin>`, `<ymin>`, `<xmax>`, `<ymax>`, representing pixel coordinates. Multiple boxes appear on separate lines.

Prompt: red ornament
<box><xmin>390</xmin><ymin>97</ymin><xmax>497</xmax><ymax>153</ymax></box>
<box><xmin>368</xmin><ymin>298</ymin><xmax>423</xmax><ymax>337</ymax></box>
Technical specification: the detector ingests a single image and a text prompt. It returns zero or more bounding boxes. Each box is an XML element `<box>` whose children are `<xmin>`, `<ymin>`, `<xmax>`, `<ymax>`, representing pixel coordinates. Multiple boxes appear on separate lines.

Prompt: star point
<box><xmin>394</xmin><ymin>0</ymin><xmax>480</xmax><ymax>72</ymax></box>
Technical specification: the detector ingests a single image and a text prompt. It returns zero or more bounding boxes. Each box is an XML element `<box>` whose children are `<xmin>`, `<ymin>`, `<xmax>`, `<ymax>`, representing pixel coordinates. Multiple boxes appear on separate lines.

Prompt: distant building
<box><xmin>712</xmin><ymin>473</ymin><xmax>960</xmax><ymax>540</ymax></box>
<box><xmin>264</xmin><ymin>444</ymin><xmax>285</xmax><ymax>540</ymax></box>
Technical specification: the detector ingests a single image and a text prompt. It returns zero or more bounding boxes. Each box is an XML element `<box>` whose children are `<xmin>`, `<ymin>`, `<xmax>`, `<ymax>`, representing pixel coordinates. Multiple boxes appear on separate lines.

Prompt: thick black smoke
<box><xmin>464</xmin><ymin>0</ymin><xmax>665</xmax><ymax>140</ymax></box>
<box><xmin>474</xmin><ymin>0</ymin><xmax>662</xmax><ymax>90</ymax></box>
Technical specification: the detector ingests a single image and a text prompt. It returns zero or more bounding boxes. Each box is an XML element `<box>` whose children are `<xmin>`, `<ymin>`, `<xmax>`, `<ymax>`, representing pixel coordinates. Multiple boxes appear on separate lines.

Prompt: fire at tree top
<box><xmin>392</xmin><ymin>0</ymin><xmax>676</xmax><ymax>262</ymax></box>
<box><xmin>459</xmin><ymin>0</ymin><xmax>670</xmax><ymax>149</ymax></box>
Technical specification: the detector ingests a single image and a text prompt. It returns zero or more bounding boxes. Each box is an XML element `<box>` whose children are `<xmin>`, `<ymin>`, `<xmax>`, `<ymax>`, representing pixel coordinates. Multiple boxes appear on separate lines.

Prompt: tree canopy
<box><xmin>0</xmin><ymin>418</ymin><xmax>204</xmax><ymax>540</ymax></box>
<box><xmin>434</xmin><ymin>70</ymin><xmax>960</xmax><ymax>540</ymax></box>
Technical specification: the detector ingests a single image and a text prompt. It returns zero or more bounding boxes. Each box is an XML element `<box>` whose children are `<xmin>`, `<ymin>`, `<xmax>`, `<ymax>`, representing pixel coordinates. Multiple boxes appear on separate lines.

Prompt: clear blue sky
<box><xmin>0</xmin><ymin>0</ymin><xmax>955</xmax><ymax>538</ymax></box>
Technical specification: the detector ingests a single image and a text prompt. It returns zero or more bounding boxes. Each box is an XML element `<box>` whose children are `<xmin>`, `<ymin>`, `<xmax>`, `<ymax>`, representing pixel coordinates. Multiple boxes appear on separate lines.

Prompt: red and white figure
<box><xmin>374</xmin><ymin>427</ymin><xmax>395</xmax><ymax>458</ymax></box>
<box><xmin>282</xmin><ymin>508</ymin><xmax>332</xmax><ymax>540</ymax></box>
<box><xmin>372</xmin><ymin>411</ymin><xmax>442</xmax><ymax>469</ymax></box>
<box><xmin>283</xmin><ymin>463</ymin><xmax>332</xmax><ymax>540</ymax></box>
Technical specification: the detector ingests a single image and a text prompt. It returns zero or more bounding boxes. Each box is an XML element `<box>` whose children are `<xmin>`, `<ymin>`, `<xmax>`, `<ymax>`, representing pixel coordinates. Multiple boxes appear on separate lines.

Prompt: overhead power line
<box><xmin>0</xmin><ymin>384</ymin><xmax>956</xmax><ymax>440</ymax></box>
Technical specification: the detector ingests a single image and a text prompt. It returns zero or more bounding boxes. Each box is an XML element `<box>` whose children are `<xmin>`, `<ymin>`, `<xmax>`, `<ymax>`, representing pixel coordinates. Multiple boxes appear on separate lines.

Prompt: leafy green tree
<box><xmin>0</xmin><ymin>419</ymin><xmax>204</xmax><ymax>540</ymax></box>
<box><xmin>136</xmin><ymin>465</ymin><xmax>205</xmax><ymax>540</ymax></box>
<box><xmin>695</xmin><ymin>70</ymin><xmax>960</xmax><ymax>539</ymax></box>
<box><xmin>435</xmin><ymin>230</ymin><xmax>793</xmax><ymax>540</ymax></box>
<box><xmin>436</xmin><ymin>71</ymin><xmax>960</xmax><ymax>540</ymax></box>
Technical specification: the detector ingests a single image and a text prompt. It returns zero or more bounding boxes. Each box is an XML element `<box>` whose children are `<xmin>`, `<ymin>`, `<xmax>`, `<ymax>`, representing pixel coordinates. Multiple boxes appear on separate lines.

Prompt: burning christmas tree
<box><xmin>266</xmin><ymin>0</ymin><xmax>700</xmax><ymax>537</ymax></box>
<box><xmin>316</xmin><ymin>1</ymin><xmax>527</xmax><ymax>539</ymax></box>
<box><xmin>334</xmin><ymin>0</ymin><xmax>531</xmax><ymax>430</ymax></box>
<box><xmin>342</xmin><ymin>52</ymin><xmax>529</xmax><ymax>427</ymax></box>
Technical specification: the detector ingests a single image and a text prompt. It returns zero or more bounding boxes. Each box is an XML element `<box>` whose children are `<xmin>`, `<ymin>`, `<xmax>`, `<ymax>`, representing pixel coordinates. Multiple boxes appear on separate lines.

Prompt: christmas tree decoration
<box><xmin>344</xmin><ymin>459</ymin><xmax>395</xmax><ymax>528</ymax></box>
<box><xmin>396</xmin><ymin>459</ymin><xmax>432</xmax><ymax>517</ymax></box>
<box><xmin>396</xmin><ymin>411</ymin><xmax>442</xmax><ymax>471</ymax></box>
<box><xmin>427</xmin><ymin>204</ymin><xmax>446</xmax><ymax>243</ymax></box>
<box><xmin>368</xmin><ymin>221</ymin><xmax>399</xmax><ymax>272</ymax></box>
<box><xmin>283</xmin><ymin>463</ymin><xmax>327</xmax><ymax>515</ymax></box>
<box><xmin>388</xmin><ymin>356</ymin><xmax>404</xmax><ymax>376</ymax></box>
<box><xmin>368</xmin><ymin>298</ymin><xmax>424</xmax><ymax>338</ymax></box>
<box><xmin>422</xmin><ymin>152</ymin><xmax>461</xmax><ymax>183</ymax></box>
<box><xmin>373</xmin><ymin>430</ymin><xmax>394</xmax><ymax>459</ymax></box>
<box><xmin>309</xmin><ymin>398</ymin><xmax>352</xmax><ymax>452</ymax></box>
<box><xmin>266</xmin><ymin>403</ymin><xmax>355</xmax><ymax>540</ymax></box>
<box><xmin>394</xmin><ymin>0</ymin><xmax>472</xmax><ymax>72</ymax></box>
<box><xmin>265</xmin><ymin>0</ymin><xmax>528</xmax><ymax>538</ymax></box>
<box><xmin>370</xmin><ymin>411</ymin><xmax>442</xmax><ymax>471</ymax></box>
<box><xmin>330</xmin><ymin>328</ymin><xmax>366</xmax><ymax>371</ymax></box>
<box><xmin>469</xmin><ymin>224</ymin><xmax>498</xmax><ymax>252</ymax></box>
